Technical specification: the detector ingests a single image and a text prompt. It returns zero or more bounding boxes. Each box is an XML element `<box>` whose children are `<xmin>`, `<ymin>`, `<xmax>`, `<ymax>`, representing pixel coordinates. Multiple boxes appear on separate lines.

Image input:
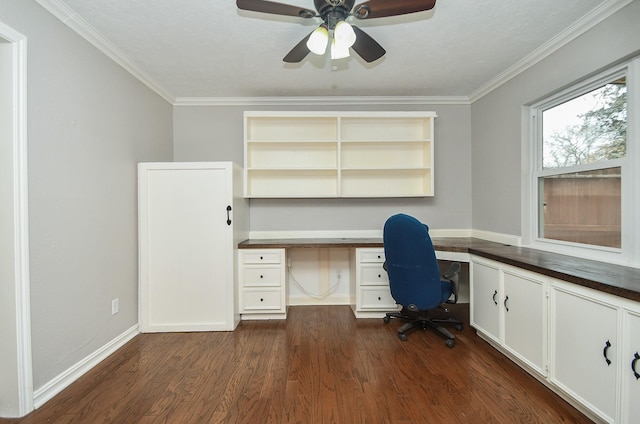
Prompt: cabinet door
<box><xmin>550</xmin><ymin>284</ymin><xmax>619</xmax><ymax>423</ymax></box>
<box><xmin>622</xmin><ymin>309</ymin><xmax>640</xmax><ymax>423</ymax></box>
<box><xmin>139</xmin><ymin>164</ymin><xmax>235</xmax><ymax>332</ymax></box>
<box><xmin>502</xmin><ymin>269</ymin><xmax>546</xmax><ymax>375</ymax></box>
<box><xmin>470</xmin><ymin>260</ymin><xmax>500</xmax><ymax>343</ymax></box>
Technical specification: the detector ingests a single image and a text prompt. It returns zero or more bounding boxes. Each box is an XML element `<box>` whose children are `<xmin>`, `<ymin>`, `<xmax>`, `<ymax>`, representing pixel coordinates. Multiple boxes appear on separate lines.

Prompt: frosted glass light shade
<box><xmin>331</xmin><ymin>39</ymin><xmax>350</xmax><ymax>59</ymax></box>
<box><xmin>334</xmin><ymin>21</ymin><xmax>356</xmax><ymax>49</ymax></box>
<box><xmin>306</xmin><ymin>25</ymin><xmax>329</xmax><ymax>55</ymax></box>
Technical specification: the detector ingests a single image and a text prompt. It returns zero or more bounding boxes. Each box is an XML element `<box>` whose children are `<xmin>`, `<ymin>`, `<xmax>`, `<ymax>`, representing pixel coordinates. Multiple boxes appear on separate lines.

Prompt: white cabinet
<box><xmin>470</xmin><ymin>257</ymin><xmax>547</xmax><ymax>377</ymax></box>
<box><xmin>138</xmin><ymin>162</ymin><xmax>248</xmax><ymax>332</ymax></box>
<box><xmin>350</xmin><ymin>248</ymin><xmax>400</xmax><ymax>318</ymax></box>
<box><xmin>502</xmin><ymin>268</ymin><xmax>547</xmax><ymax>375</ymax></box>
<box><xmin>238</xmin><ymin>249</ymin><xmax>287</xmax><ymax>320</ymax></box>
<box><xmin>622</xmin><ymin>309</ymin><xmax>640</xmax><ymax>423</ymax></box>
<box><xmin>470</xmin><ymin>259</ymin><xmax>500</xmax><ymax>343</ymax></box>
<box><xmin>244</xmin><ymin>111</ymin><xmax>435</xmax><ymax>198</ymax></box>
<box><xmin>549</xmin><ymin>281</ymin><xmax>619</xmax><ymax>423</ymax></box>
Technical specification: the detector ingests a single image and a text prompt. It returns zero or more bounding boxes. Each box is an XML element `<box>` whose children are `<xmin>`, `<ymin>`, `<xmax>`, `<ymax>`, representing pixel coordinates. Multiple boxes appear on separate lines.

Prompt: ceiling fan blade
<box><xmin>237</xmin><ymin>0</ymin><xmax>317</xmax><ymax>18</ymax></box>
<box><xmin>353</xmin><ymin>0</ymin><xmax>436</xmax><ymax>19</ymax></box>
<box><xmin>351</xmin><ymin>26</ymin><xmax>385</xmax><ymax>62</ymax></box>
<box><xmin>283</xmin><ymin>32</ymin><xmax>313</xmax><ymax>63</ymax></box>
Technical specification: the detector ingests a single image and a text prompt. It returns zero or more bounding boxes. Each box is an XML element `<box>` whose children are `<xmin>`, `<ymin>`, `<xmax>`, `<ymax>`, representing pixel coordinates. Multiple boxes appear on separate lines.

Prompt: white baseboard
<box><xmin>33</xmin><ymin>324</ymin><xmax>139</xmax><ymax>409</ymax></box>
<box><xmin>429</xmin><ymin>228</ymin><xmax>473</xmax><ymax>238</ymax></box>
<box><xmin>288</xmin><ymin>295</ymin><xmax>351</xmax><ymax>306</ymax></box>
<box><xmin>248</xmin><ymin>228</ymin><xmax>519</xmax><ymax>243</ymax></box>
<box><xmin>470</xmin><ymin>229</ymin><xmax>521</xmax><ymax>246</ymax></box>
<box><xmin>249</xmin><ymin>230</ymin><xmax>382</xmax><ymax>239</ymax></box>
<box><xmin>249</xmin><ymin>228</ymin><xmax>522</xmax><ymax>246</ymax></box>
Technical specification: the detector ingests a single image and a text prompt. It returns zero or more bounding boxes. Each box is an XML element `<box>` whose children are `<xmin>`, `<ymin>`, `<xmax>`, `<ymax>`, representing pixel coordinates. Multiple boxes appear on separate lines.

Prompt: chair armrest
<box><xmin>442</xmin><ymin>262</ymin><xmax>461</xmax><ymax>304</ymax></box>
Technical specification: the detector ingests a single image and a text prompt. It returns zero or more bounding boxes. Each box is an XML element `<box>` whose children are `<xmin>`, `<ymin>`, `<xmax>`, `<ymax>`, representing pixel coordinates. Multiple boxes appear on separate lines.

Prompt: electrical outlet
<box><xmin>111</xmin><ymin>298</ymin><xmax>119</xmax><ymax>315</ymax></box>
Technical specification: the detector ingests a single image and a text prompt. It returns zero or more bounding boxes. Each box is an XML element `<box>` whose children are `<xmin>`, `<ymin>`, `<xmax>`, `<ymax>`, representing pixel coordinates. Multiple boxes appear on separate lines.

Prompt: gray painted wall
<box><xmin>174</xmin><ymin>103</ymin><xmax>472</xmax><ymax>232</ymax></box>
<box><xmin>0</xmin><ymin>0</ymin><xmax>173</xmax><ymax>391</ymax></box>
<box><xmin>471</xmin><ymin>1</ymin><xmax>640</xmax><ymax>237</ymax></box>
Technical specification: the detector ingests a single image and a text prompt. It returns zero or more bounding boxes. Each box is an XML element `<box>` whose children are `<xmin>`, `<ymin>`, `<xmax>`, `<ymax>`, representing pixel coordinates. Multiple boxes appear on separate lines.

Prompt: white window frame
<box><xmin>522</xmin><ymin>57</ymin><xmax>640</xmax><ymax>267</ymax></box>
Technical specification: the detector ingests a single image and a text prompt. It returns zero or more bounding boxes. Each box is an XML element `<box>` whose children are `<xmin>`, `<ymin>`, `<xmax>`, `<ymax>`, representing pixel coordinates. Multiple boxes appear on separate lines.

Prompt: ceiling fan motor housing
<box><xmin>314</xmin><ymin>0</ymin><xmax>355</xmax><ymax>28</ymax></box>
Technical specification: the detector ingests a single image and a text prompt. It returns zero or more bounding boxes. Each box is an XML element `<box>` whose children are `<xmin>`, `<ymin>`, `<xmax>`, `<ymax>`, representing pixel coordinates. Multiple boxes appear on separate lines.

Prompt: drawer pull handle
<box><xmin>632</xmin><ymin>352</ymin><xmax>640</xmax><ymax>379</ymax></box>
<box><xmin>377</xmin><ymin>255</ymin><xmax>381</xmax><ymax>259</ymax></box>
<box><xmin>378</xmin><ymin>274</ymin><xmax>381</xmax><ymax>278</ymax></box>
<box><xmin>260</xmin><ymin>298</ymin><xmax>264</xmax><ymax>302</ymax></box>
<box><xmin>260</xmin><ymin>275</ymin><xmax>264</xmax><ymax>279</ymax></box>
<box><xmin>226</xmin><ymin>205</ymin><xmax>232</xmax><ymax>225</ymax></box>
<box><xmin>260</xmin><ymin>256</ymin><xmax>263</xmax><ymax>260</ymax></box>
<box><xmin>378</xmin><ymin>296</ymin><xmax>382</xmax><ymax>301</ymax></box>
<box><xmin>503</xmin><ymin>295</ymin><xmax>509</xmax><ymax>312</ymax></box>
<box><xmin>492</xmin><ymin>290</ymin><xmax>498</xmax><ymax>305</ymax></box>
<box><xmin>603</xmin><ymin>340</ymin><xmax>612</xmax><ymax>366</ymax></box>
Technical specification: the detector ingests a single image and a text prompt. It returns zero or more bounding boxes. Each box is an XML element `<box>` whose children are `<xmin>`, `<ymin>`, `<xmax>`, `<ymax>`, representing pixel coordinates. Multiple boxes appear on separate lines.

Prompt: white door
<box><xmin>470</xmin><ymin>259</ymin><xmax>500</xmax><ymax>343</ymax></box>
<box><xmin>550</xmin><ymin>284</ymin><xmax>618</xmax><ymax>423</ymax></box>
<box><xmin>622</xmin><ymin>309</ymin><xmax>640</xmax><ymax>423</ymax></box>
<box><xmin>502</xmin><ymin>269</ymin><xmax>546</xmax><ymax>375</ymax></box>
<box><xmin>139</xmin><ymin>163</ymin><xmax>234</xmax><ymax>332</ymax></box>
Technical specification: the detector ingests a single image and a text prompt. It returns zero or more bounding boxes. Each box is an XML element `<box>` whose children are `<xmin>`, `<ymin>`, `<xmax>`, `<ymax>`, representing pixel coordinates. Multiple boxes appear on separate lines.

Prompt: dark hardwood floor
<box><xmin>2</xmin><ymin>305</ymin><xmax>593</xmax><ymax>423</ymax></box>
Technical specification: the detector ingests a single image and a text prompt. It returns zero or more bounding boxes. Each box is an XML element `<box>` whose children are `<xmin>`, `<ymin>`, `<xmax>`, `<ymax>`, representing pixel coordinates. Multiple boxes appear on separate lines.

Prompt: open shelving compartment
<box><xmin>244</xmin><ymin>111</ymin><xmax>436</xmax><ymax>198</ymax></box>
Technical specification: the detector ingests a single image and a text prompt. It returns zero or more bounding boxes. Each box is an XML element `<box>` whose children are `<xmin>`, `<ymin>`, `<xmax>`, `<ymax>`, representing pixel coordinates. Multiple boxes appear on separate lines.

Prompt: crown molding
<box><xmin>37</xmin><ymin>0</ymin><xmax>632</xmax><ymax>107</ymax></box>
<box><xmin>468</xmin><ymin>0</ymin><xmax>635</xmax><ymax>103</ymax></box>
<box><xmin>172</xmin><ymin>95</ymin><xmax>471</xmax><ymax>106</ymax></box>
<box><xmin>35</xmin><ymin>0</ymin><xmax>175</xmax><ymax>104</ymax></box>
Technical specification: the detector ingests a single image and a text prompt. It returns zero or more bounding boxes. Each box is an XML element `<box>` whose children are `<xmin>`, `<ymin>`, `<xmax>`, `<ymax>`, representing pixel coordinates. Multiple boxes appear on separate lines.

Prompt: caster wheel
<box><xmin>383</xmin><ymin>316</ymin><xmax>390</xmax><ymax>324</ymax></box>
<box><xmin>398</xmin><ymin>333</ymin><xmax>408</xmax><ymax>341</ymax></box>
<box><xmin>445</xmin><ymin>339</ymin><xmax>455</xmax><ymax>348</ymax></box>
<box><xmin>455</xmin><ymin>324</ymin><xmax>463</xmax><ymax>331</ymax></box>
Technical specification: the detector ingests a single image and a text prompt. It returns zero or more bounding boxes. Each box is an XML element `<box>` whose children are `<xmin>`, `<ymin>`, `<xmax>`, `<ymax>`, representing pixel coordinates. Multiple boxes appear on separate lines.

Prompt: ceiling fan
<box><xmin>236</xmin><ymin>0</ymin><xmax>437</xmax><ymax>63</ymax></box>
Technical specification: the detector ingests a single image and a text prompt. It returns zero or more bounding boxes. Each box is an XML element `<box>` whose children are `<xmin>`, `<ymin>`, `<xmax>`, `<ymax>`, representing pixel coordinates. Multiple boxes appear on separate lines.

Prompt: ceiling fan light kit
<box><xmin>236</xmin><ymin>0</ymin><xmax>437</xmax><ymax>63</ymax></box>
<box><xmin>306</xmin><ymin>24</ymin><xmax>329</xmax><ymax>55</ymax></box>
<box><xmin>330</xmin><ymin>38</ymin><xmax>350</xmax><ymax>59</ymax></box>
<box><xmin>334</xmin><ymin>20</ymin><xmax>356</xmax><ymax>48</ymax></box>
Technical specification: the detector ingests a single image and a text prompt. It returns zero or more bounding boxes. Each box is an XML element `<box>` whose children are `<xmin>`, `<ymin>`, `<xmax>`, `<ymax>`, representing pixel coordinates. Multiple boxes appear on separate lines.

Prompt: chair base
<box><xmin>384</xmin><ymin>309</ymin><xmax>463</xmax><ymax>347</ymax></box>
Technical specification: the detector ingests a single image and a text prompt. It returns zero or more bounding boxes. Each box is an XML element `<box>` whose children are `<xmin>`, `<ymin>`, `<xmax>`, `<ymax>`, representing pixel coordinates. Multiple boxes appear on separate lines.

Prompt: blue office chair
<box><xmin>382</xmin><ymin>213</ymin><xmax>463</xmax><ymax>346</ymax></box>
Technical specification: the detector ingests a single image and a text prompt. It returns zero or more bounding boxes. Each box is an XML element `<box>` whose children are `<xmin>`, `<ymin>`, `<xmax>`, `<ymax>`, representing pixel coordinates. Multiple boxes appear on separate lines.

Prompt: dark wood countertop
<box><xmin>468</xmin><ymin>244</ymin><xmax>640</xmax><ymax>302</ymax></box>
<box><xmin>238</xmin><ymin>237</ymin><xmax>640</xmax><ymax>302</ymax></box>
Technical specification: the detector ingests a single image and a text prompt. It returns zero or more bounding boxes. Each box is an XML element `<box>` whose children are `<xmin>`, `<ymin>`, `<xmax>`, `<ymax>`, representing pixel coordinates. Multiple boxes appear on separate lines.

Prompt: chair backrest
<box><xmin>383</xmin><ymin>213</ymin><xmax>442</xmax><ymax>311</ymax></box>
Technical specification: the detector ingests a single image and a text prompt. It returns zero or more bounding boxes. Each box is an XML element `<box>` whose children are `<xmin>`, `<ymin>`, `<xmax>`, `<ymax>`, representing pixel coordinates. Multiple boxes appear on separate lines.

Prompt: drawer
<box><xmin>360</xmin><ymin>265</ymin><xmax>389</xmax><ymax>285</ymax></box>
<box><xmin>242</xmin><ymin>289</ymin><xmax>283</xmax><ymax>311</ymax></box>
<box><xmin>360</xmin><ymin>250</ymin><xmax>385</xmax><ymax>263</ymax></box>
<box><xmin>242</xmin><ymin>250</ymin><xmax>282</xmax><ymax>264</ymax></box>
<box><xmin>242</xmin><ymin>267</ymin><xmax>281</xmax><ymax>287</ymax></box>
<box><xmin>360</xmin><ymin>288</ymin><xmax>397</xmax><ymax>310</ymax></box>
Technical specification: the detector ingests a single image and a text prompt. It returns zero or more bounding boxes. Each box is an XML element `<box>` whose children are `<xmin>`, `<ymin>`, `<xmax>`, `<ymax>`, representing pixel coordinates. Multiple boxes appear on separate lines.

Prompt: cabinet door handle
<box><xmin>603</xmin><ymin>340</ymin><xmax>612</xmax><ymax>366</ymax></box>
<box><xmin>632</xmin><ymin>352</ymin><xmax>640</xmax><ymax>380</ymax></box>
<box><xmin>226</xmin><ymin>205</ymin><xmax>232</xmax><ymax>225</ymax></box>
<box><xmin>492</xmin><ymin>290</ymin><xmax>498</xmax><ymax>305</ymax></box>
<box><xmin>503</xmin><ymin>295</ymin><xmax>509</xmax><ymax>312</ymax></box>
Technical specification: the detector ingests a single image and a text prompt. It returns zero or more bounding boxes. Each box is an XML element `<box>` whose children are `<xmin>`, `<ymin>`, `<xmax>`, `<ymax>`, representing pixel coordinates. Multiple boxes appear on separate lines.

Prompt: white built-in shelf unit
<box><xmin>243</xmin><ymin>111</ymin><xmax>436</xmax><ymax>198</ymax></box>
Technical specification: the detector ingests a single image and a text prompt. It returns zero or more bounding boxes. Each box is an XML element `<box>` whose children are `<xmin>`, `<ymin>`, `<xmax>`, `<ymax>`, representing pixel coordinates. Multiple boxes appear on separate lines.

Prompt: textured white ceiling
<box><xmin>50</xmin><ymin>0</ymin><xmax>607</xmax><ymax>100</ymax></box>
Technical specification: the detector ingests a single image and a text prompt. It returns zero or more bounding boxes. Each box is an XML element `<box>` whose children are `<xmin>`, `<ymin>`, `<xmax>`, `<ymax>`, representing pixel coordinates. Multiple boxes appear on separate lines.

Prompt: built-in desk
<box><xmin>239</xmin><ymin>237</ymin><xmax>640</xmax><ymax>302</ymax></box>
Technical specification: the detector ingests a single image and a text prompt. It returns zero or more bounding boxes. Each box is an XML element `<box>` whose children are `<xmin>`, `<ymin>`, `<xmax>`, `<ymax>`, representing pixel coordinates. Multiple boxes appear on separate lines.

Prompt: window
<box><xmin>527</xmin><ymin>58</ymin><xmax>639</xmax><ymax>266</ymax></box>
